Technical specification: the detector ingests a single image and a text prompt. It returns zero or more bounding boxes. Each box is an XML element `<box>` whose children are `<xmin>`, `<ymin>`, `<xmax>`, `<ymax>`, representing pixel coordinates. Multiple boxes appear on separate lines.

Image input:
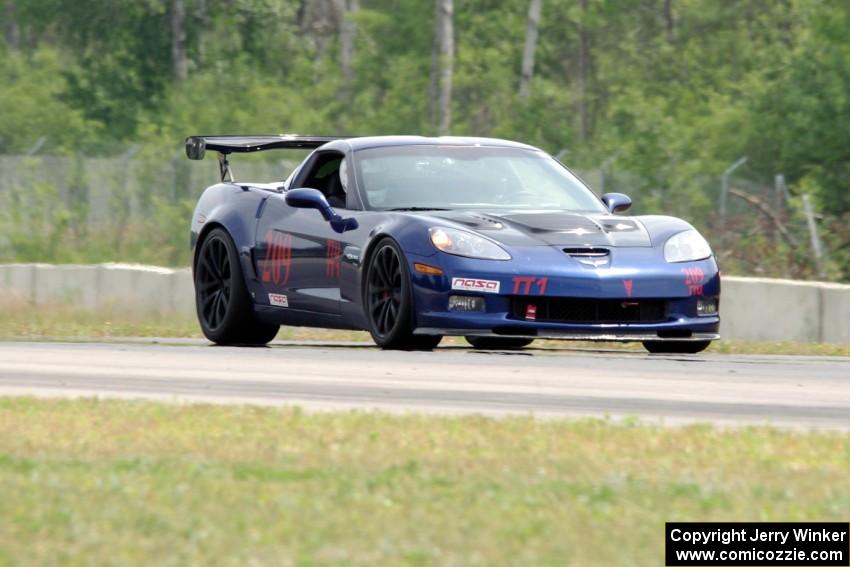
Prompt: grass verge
<box><xmin>0</xmin><ymin>397</ymin><xmax>847</xmax><ymax>566</ymax></box>
<box><xmin>1</xmin><ymin>299</ymin><xmax>849</xmax><ymax>356</ymax></box>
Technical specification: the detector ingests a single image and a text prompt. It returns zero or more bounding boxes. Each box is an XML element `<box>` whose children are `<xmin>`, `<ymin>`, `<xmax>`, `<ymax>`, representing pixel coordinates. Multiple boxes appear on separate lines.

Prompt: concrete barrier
<box><xmin>169</xmin><ymin>270</ymin><xmax>196</xmax><ymax>316</ymax></box>
<box><xmin>821</xmin><ymin>283</ymin><xmax>850</xmax><ymax>344</ymax></box>
<box><xmin>34</xmin><ymin>264</ymin><xmax>101</xmax><ymax>310</ymax></box>
<box><xmin>719</xmin><ymin>277</ymin><xmax>823</xmax><ymax>342</ymax></box>
<box><xmin>0</xmin><ymin>263</ymin><xmax>192</xmax><ymax>316</ymax></box>
<box><xmin>0</xmin><ymin>263</ymin><xmax>39</xmax><ymax>303</ymax></box>
<box><xmin>1</xmin><ymin>263</ymin><xmax>848</xmax><ymax>343</ymax></box>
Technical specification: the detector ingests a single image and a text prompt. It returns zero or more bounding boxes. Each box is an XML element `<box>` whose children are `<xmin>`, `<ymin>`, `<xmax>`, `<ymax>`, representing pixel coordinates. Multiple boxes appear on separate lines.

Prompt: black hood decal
<box><xmin>425</xmin><ymin>210</ymin><xmax>652</xmax><ymax>247</ymax></box>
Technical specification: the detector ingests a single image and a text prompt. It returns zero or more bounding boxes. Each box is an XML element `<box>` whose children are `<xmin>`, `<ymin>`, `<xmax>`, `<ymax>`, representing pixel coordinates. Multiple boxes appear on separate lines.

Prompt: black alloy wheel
<box><xmin>195</xmin><ymin>228</ymin><xmax>279</xmax><ymax>345</ymax></box>
<box><xmin>367</xmin><ymin>243</ymin><xmax>403</xmax><ymax>337</ymax></box>
<box><xmin>197</xmin><ymin>234</ymin><xmax>232</xmax><ymax>331</ymax></box>
<box><xmin>365</xmin><ymin>238</ymin><xmax>441</xmax><ymax>350</ymax></box>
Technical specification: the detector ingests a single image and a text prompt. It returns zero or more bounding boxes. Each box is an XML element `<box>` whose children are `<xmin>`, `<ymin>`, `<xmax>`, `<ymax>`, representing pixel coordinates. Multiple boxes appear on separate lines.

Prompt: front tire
<box><xmin>465</xmin><ymin>336</ymin><xmax>534</xmax><ymax>350</ymax></box>
<box><xmin>195</xmin><ymin>228</ymin><xmax>279</xmax><ymax>345</ymax></box>
<box><xmin>642</xmin><ymin>340</ymin><xmax>711</xmax><ymax>354</ymax></box>
<box><xmin>364</xmin><ymin>238</ymin><xmax>441</xmax><ymax>350</ymax></box>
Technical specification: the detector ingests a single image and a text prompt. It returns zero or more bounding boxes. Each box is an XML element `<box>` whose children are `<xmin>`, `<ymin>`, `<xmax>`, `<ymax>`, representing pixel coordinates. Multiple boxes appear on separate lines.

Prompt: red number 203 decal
<box><xmin>261</xmin><ymin>230</ymin><xmax>292</xmax><ymax>285</ymax></box>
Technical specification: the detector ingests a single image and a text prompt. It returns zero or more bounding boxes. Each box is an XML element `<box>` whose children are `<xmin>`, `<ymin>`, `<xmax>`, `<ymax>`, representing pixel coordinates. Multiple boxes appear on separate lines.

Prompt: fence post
<box><xmin>719</xmin><ymin>156</ymin><xmax>747</xmax><ymax>238</ymax></box>
<box><xmin>26</xmin><ymin>136</ymin><xmax>47</xmax><ymax>156</ymax></box>
<box><xmin>773</xmin><ymin>174</ymin><xmax>784</xmax><ymax>246</ymax></box>
<box><xmin>598</xmin><ymin>152</ymin><xmax>620</xmax><ymax>195</ymax></box>
<box><xmin>801</xmin><ymin>193</ymin><xmax>825</xmax><ymax>278</ymax></box>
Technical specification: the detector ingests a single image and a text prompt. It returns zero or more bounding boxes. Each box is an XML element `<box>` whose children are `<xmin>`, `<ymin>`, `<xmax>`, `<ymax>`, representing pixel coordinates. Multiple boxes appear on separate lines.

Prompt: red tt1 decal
<box><xmin>261</xmin><ymin>230</ymin><xmax>292</xmax><ymax>285</ymax></box>
<box><xmin>512</xmin><ymin>276</ymin><xmax>548</xmax><ymax>295</ymax></box>
<box><xmin>682</xmin><ymin>267</ymin><xmax>705</xmax><ymax>296</ymax></box>
<box><xmin>622</xmin><ymin>279</ymin><xmax>633</xmax><ymax>297</ymax></box>
<box><xmin>326</xmin><ymin>239</ymin><xmax>342</xmax><ymax>279</ymax></box>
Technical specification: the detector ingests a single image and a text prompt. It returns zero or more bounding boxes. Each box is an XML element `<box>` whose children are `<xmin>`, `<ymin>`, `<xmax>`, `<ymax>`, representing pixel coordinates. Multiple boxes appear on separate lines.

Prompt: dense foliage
<box><xmin>1</xmin><ymin>0</ymin><xmax>849</xmax><ymax>279</ymax></box>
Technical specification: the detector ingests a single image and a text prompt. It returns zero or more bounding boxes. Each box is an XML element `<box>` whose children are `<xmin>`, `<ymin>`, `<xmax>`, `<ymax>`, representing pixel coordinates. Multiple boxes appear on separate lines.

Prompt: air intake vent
<box><xmin>563</xmin><ymin>247</ymin><xmax>610</xmax><ymax>257</ymax></box>
<box><xmin>511</xmin><ymin>297</ymin><xmax>668</xmax><ymax>324</ymax></box>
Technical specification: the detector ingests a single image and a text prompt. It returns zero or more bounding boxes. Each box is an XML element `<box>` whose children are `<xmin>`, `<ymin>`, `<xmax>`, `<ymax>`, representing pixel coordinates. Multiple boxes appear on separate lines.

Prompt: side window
<box><xmin>300</xmin><ymin>151</ymin><xmax>348</xmax><ymax>209</ymax></box>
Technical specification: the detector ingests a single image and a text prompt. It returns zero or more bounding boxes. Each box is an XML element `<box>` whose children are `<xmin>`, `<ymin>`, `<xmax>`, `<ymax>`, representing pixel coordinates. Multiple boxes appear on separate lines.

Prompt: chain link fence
<box><xmin>0</xmin><ymin>150</ymin><xmax>832</xmax><ymax>279</ymax></box>
<box><xmin>0</xmin><ymin>151</ymin><xmax>302</xmax><ymax>265</ymax></box>
<box><xmin>0</xmin><ymin>152</ymin><xmax>297</xmax><ymax>226</ymax></box>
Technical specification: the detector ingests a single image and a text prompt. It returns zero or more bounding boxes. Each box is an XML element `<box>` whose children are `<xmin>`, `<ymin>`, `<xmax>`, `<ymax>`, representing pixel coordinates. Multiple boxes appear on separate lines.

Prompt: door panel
<box><xmin>255</xmin><ymin>194</ymin><xmax>342</xmax><ymax>314</ymax></box>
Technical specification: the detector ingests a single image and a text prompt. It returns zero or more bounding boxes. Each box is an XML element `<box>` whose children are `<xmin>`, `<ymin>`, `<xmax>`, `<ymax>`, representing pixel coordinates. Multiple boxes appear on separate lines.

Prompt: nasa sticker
<box><xmin>268</xmin><ymin>293</ymin><xmax>289</xmax><ymax>307</ymax></box>
<box><xmin>451</xmin><ymin>277</ymin><xmax>501</xmax><ymax>294</ymax></box>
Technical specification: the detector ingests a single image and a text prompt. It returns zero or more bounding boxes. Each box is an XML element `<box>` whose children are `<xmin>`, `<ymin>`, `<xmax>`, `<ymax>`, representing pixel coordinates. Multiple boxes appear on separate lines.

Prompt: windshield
<box><xmin>353</xmin><ymin>145</ymin><xmax>606</xmax><ymax>212</ymax></box>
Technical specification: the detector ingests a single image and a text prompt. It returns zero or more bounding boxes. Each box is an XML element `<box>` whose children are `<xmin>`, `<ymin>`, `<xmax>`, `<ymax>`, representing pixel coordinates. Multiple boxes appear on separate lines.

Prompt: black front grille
<box><xmin>511</xmin><ymin>297</ymin><xmax>668</xmax><ymax>324</ymax></box>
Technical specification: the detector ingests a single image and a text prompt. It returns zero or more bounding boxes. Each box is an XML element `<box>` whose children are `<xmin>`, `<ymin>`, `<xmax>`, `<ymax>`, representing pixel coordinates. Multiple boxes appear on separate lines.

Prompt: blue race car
<box><xmin>186</xmin><ymin>135</ymin><xmax>720</xmax><ymax>353</ymax></box>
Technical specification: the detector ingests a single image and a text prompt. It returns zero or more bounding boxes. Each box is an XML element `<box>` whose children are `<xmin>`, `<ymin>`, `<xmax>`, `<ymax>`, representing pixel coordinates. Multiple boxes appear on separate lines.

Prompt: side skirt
<box><xmin>254</xmin><ymin>305</ymin><xmax>363</xmax><ymax>331</ymax></box>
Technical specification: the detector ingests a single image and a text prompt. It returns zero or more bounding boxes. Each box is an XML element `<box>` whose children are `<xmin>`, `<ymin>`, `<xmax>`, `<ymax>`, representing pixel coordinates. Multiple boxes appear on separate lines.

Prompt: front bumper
<box><xmin>413</xmin><ymin>308</ymin><xmax>720</xmax><ymax>341</ymax></box>
<box><xmin>407</xmin><ymin>248</ymin><xmax>721</xmax><ymax>342</ymax></box>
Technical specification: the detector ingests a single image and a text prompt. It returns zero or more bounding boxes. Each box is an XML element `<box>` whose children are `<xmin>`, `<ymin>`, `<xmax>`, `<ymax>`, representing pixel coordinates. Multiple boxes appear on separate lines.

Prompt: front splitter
<box><xmin>414</xmin><ymin>328</ymin><xmax>720</xmax><ymax>342</ymax></box>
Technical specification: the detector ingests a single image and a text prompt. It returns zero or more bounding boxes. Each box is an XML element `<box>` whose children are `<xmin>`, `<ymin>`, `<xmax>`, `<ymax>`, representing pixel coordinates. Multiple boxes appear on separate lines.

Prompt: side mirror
<box><xmin>601</xmin><ymin>192</ymin><xmax>632</xmax><ymax>214</ymax></box>
<box><xmin>286</xmin><ymin>188</ymin><xmax>335</xmax><ymax>220</ymax></box>
<box><xmin>285</xmin><ymin>188</ymin><xmax>358</xmax><ymax>233</ymax></box>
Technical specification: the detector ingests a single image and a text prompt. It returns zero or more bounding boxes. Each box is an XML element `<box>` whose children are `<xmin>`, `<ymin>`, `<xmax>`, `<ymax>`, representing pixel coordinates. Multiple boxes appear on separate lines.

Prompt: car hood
<box><xmin>425</xmin><ymin>210</ymin><xmax>653</xmax><ymax>247</ymax></box>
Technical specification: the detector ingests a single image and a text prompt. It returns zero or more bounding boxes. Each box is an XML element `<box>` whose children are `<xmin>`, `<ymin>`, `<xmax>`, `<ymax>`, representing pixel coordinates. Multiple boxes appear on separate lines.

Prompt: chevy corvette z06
<box><xmin>186</xmin><ymin>134</ymin><xmax>720</xmax><ymax>353</ymax></box>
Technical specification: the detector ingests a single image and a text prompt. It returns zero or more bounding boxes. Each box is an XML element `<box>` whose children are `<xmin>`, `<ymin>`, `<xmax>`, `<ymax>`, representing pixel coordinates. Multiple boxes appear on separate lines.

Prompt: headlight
<box><xmin>429</xmin><ymin>227</ymin><xmax>511</xmax><ymax>260</ymax></box>
<box><xmin>664</xmin><ymin>229</ymin><xmax>712</xmax><ymax>263</ymax></box>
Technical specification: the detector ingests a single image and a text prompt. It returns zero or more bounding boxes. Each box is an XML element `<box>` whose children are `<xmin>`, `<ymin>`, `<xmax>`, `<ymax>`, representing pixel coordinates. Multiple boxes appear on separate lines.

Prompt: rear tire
<box><xmin>195</xmin><ymin>228</ymin><xmax>279</xmax><ymax>345</ymax></box>
<box><xmin>465</xmin><ymin>336</ymin><xmax>534</xmax><ymax>350</ymax></box>
<box><xmin>642</xmin><ymin>340</ymin><xmax>711</xmax><ymax>354</ymax></box>
<box><xmin>364</xmin><ymin>238</ymin><xmax>441</xmax><ymax>350</ymax></box>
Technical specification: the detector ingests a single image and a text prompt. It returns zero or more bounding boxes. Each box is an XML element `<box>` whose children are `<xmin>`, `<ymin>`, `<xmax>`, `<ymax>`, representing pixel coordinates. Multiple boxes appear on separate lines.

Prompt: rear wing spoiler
<box><xmin>185</xmin><ymin>135</ymin><xmax>346</xmax><ymax>182</ymax></box>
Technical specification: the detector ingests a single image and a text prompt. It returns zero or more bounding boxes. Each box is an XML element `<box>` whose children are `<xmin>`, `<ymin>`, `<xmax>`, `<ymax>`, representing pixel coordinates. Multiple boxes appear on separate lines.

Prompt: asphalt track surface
<box><xmin>0</xmin><ymin>341</ymin><xmax>848</xmax><ymax>429</ymax></box>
